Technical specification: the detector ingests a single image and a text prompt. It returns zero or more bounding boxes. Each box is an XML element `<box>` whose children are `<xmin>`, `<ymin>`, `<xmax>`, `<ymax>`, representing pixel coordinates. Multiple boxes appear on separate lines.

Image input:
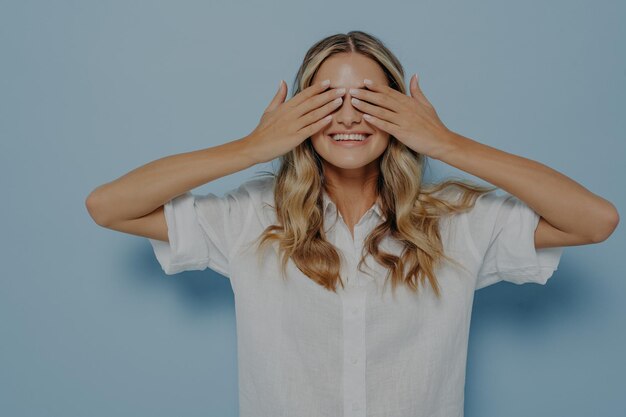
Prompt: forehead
<box><xmin>329</xmin><ymin>81</ymin><xmax>366</xmax><ymax>89</ymax></box>
<box><xmin>314</xmin><ymin>53</ymin><xmax>387</xmax><ymax>88</ymax></box>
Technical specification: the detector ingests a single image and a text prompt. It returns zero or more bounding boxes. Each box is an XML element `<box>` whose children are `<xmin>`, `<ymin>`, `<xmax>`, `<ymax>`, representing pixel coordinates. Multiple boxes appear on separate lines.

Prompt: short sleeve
<box><xmin>148</xmin><ymin>182</ymin><xmax>254</xmax><ymax>277</ymax></box>
<box><xmin>463</xmin><ymin>191</ymin><xmax>564</xmax><ymax>290</ymax></box>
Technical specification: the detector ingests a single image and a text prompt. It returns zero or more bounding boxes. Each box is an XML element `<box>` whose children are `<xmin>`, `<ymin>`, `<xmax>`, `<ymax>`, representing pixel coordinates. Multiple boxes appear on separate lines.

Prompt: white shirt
<box><xmin>148</xmin><ymin>176</ymin><xmax>564</xmax><ymax>417</ymax></box>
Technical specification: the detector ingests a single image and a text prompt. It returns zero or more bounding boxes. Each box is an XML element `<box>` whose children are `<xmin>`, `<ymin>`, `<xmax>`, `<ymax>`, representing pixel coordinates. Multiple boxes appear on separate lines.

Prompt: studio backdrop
<box><xmin>1</xmin><ymin>1</ymin><xmax>624</xmax><ymax>417</ymax></box>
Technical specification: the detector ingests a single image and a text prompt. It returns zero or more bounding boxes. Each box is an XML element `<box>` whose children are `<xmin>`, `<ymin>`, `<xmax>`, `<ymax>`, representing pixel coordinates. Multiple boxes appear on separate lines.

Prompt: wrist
<box><xmin>238</xmin><ymin>134</ymin><xmax>263</xmax><ymax>165</ymax></box>
<box><xmin>429</xmin><ymin>128</ymin><xmax>461</xmax><ymax>161</ymax></box>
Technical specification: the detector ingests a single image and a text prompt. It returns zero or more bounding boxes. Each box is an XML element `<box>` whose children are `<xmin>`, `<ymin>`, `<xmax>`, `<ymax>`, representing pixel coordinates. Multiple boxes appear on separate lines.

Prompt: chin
<box><xmin>326</xmin><ymin>159</ymin><xmax>374</xmax><ymax>170</ymax></box>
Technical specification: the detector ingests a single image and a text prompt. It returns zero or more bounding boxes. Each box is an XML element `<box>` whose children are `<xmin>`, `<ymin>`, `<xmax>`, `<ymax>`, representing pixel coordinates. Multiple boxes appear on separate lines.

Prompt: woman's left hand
<box><xmin>350</xmin><ymin>74</ymin><xmax>452</xmax><ymax>158</ymax></box>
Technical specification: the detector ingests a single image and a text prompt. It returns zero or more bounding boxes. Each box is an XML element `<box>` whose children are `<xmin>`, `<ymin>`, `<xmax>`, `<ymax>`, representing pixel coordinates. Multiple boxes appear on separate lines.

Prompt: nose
<box><xmin>333</xmin><ymin>91</ymin><xmax>362</xmax><ymax>127</ymax></box>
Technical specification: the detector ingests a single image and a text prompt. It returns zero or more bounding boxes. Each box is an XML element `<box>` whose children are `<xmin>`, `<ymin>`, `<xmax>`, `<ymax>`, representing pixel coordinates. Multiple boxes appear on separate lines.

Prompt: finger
<box><xmin>297</xmin><ymin>96</ymin><xmax>343</xmax><ymax>130</ymax></box>
<box><xmin>362</xmin><ymin>79</ymin><xmax>405</xmax><ymax>104</ymax></box>
<box><xmin>287</xmin><ymin>79</ymin><xmax>331</xmax><ymax>109</ymax></box>
<box><xmin>264</xmin><ymin>80</ymin><xmax>287</xmax><ymax>113</ymax></box>
<box><xmin>349</xmin><ymin>88</ymin><xmax>399</xmax><ymax>113</ymax></box>
<box><xmin>409</xmin><ymin>74</ymin><xmax>419</xmax><ymax>100</ymax></box>
<box><xmin>298</xmin><ymin>114</ymin><xmax>333</xmax><ymax>138</ymax></box>
<box><xmin>294</xmin><ymin>87</ymin><xmax>345</xmax><ymax>118</ymax></box>
<box><xmin>410</xmin><ymin>73</ymin><xmax>429</xmax><ymax>105</ymax></box>
<box><xmin>350</xmin><ymin>97</ymin><xmax>401</xmax><ymax>125</ymax></box>
<box><xmin>362</xmin><ymin>113</ymin><xmax>401</xmax><ymax>137</ymax></box>
<box><xmin>351</xmin><ymin>80</ymin><xmax>406</xmax><ymax>112</ymax></box>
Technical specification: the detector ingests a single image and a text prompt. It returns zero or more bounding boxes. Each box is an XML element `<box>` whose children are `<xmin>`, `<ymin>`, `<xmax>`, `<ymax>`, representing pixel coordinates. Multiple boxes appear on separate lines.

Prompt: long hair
<box><xmin>248</xmin><ymin>31</ymin><xmax>496</xmax><ymax>298</ymax></box>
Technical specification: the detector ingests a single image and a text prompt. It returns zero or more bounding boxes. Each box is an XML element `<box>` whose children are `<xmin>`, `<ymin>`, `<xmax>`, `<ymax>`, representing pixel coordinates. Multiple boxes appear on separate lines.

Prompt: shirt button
<box><xmin>351</xmin><ymin>357</ymin><xmax>358</xmax><ymax>364</ymax></box>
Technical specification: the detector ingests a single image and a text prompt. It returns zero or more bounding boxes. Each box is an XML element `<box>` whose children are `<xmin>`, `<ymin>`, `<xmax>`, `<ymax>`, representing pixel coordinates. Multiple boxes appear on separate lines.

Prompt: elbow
<box><xmin>85</xmin><ymin>188</ymin><xmax>111</xmax><ymax>227</ymax></box>
<box><xmin>589</xmin><ymin>202</ymin><xmax>620</xmax><ymax>243</ymax></box>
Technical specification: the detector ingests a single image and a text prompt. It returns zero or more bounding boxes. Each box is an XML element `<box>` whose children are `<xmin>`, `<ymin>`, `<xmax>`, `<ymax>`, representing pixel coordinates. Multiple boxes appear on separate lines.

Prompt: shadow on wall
<box><xmin>471</xmin><ymin>256</ymin><xmax>597</xmax><ymax>326</ymax></box>
<box><xmin>120</xmin><ymin>242</ymin><xmax>235</xmax><ymax>315</ymax></box>
<box><xmin>465</xmin><ymin>254</ymin><xmax>604</xmax><ymax>413</ymax></box>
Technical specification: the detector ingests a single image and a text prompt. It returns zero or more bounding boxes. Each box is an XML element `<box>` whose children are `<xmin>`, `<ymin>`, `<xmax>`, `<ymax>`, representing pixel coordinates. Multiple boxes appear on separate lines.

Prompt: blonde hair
<box><xmin>248</xmin><ymin>31</ymin><xmax>496</xmax><ymax>298</ymax></box>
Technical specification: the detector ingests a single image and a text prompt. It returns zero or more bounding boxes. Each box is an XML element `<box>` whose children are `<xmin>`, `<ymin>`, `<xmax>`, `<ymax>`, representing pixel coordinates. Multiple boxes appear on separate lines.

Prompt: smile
<box><xmin>331</xmin><ymin>133</ymin><xmax>370</xmax><ymax>141</ymax></box>
<box><xmin>327</xmin><ymin>133</ymin><xmax>372</xmax><ymax>147</ymax></box>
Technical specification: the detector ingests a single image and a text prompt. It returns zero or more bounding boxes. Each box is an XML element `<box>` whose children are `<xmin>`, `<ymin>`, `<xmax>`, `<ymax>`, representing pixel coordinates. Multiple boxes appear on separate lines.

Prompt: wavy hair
<box><xmin>248</xmin><ymin>31</ymin><xmax>496</xmax><ymax>298</ymax></box>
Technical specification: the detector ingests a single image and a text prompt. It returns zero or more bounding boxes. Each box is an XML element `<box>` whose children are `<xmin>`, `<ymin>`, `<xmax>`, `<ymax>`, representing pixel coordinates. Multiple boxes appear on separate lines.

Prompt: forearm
<box><xmin>86</xmin><ymin>136</ymin><xmax>258</xmax><ymax>226</ymax></box>
<box><xmin>432</xmin><ymin>130</ymin><xmax>618</xmax><ymax>241</ymax></box>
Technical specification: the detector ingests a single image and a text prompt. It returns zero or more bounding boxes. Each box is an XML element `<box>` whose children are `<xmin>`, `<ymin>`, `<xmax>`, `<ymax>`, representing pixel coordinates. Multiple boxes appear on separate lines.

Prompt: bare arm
<box><xmin>348</xmin><ymin>76</ymin><xmax>620</xmax><ymax>246</ymax></box>
<box><xmin>85</xmin><ymin>79</ymin><xmax>345</xmax><ymax>241</ymax></box>
<box><xmin>432</xmin><ymin>130</ymin><xmax>619</xmax><ymax>246</ymax></box>
<box><xmin>85</xmin><ymin>136</ymin><xmax>258</xmax><ymax>240</ymax></box>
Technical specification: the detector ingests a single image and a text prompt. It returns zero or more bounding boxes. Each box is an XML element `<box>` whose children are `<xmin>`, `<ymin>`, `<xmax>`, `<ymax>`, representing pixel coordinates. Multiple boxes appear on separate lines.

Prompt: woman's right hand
<box><xmin>243</xmin><ymin>79</ymin><xmax>346</xmax><ymax>164</ymax></box>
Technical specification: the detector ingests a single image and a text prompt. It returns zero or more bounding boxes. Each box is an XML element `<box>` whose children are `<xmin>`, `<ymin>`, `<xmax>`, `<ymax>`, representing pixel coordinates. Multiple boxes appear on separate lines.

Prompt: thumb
<box><xmin>264</xmin><ymin>80</ymin><xmax>287</xmax><ymax>113</ymax></box>
<box><xmin>409</xmin><ymin>73</ymin><xmax>425</xmax><ymax>102</ymax></box>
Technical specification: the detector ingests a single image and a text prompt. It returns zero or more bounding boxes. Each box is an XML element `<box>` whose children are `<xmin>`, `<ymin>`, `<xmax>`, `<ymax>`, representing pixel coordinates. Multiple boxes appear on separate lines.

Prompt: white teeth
<box><xmin>331</xmin><ymin>133</ymin><xmax>369</xmax><ymax>141</ymax></box>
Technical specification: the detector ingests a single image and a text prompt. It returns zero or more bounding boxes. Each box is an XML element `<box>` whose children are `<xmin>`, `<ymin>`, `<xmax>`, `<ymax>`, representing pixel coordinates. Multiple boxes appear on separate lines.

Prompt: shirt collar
<box><xmin>322</xmin><ymin>189</ymin><xmax>386</xmax><ymax>221</ymax></box>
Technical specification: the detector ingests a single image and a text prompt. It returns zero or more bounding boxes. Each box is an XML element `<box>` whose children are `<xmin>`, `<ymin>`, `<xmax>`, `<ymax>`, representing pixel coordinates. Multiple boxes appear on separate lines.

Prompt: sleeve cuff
<box><xmin>495</xmin><ymin>199</ymin><xmax>564</xmax><ymax>285</ymax></box>
<box><xmin>148</xmin><ymin>192</ymin><xmax>210</xmax><ymax>275</ymax></box>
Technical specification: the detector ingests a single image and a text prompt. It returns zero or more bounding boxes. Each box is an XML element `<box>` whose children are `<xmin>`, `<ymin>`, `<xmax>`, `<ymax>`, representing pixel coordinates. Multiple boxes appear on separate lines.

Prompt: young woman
<box><xmin>86</xmin><ymin>31</ymin><xmax>618</xmax><ymax>417</ymax></box>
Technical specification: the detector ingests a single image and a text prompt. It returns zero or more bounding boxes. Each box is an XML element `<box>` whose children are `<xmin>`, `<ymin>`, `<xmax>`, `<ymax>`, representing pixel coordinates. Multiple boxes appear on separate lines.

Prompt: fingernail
<box><xmin>278</xmin><ymin>80</ymin><xmax>282</xmax><ymax>90</ymax></box>
<box><xmin>322</xmin><ymin>79</ymin><xmax>330</xmax><ymax>87</ymax></box>
<box><xmin>364</xmin><ymin>79</ymin><xmax>372</xmax><ymax>85</ymax></box>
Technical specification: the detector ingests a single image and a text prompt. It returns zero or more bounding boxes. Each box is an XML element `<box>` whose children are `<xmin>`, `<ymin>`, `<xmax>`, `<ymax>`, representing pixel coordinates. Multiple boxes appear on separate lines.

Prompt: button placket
<box><xmin>341</xmin><ymin>277</ymin><xmax>367</xmax><ymax>417</ymax></box>
<box><xmin>337</xmin><ymin>214</ymin><xmax>369</xmax><ymax>416</ymax></box>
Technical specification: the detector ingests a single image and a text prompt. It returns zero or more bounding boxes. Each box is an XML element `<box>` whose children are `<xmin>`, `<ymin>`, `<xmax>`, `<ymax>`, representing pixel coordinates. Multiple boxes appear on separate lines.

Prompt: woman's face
<box><xmin>310</xmin><ymin>52</ymin><xmax>391</xmax><ymax>171</ymax></box>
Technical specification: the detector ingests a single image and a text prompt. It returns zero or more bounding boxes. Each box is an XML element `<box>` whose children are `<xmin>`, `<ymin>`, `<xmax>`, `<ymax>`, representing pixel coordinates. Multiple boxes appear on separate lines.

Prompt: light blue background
<box><xmin>1</xmin><ymin>1</ymin><xmax>624</xmax><ymax>416</ymax></box>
